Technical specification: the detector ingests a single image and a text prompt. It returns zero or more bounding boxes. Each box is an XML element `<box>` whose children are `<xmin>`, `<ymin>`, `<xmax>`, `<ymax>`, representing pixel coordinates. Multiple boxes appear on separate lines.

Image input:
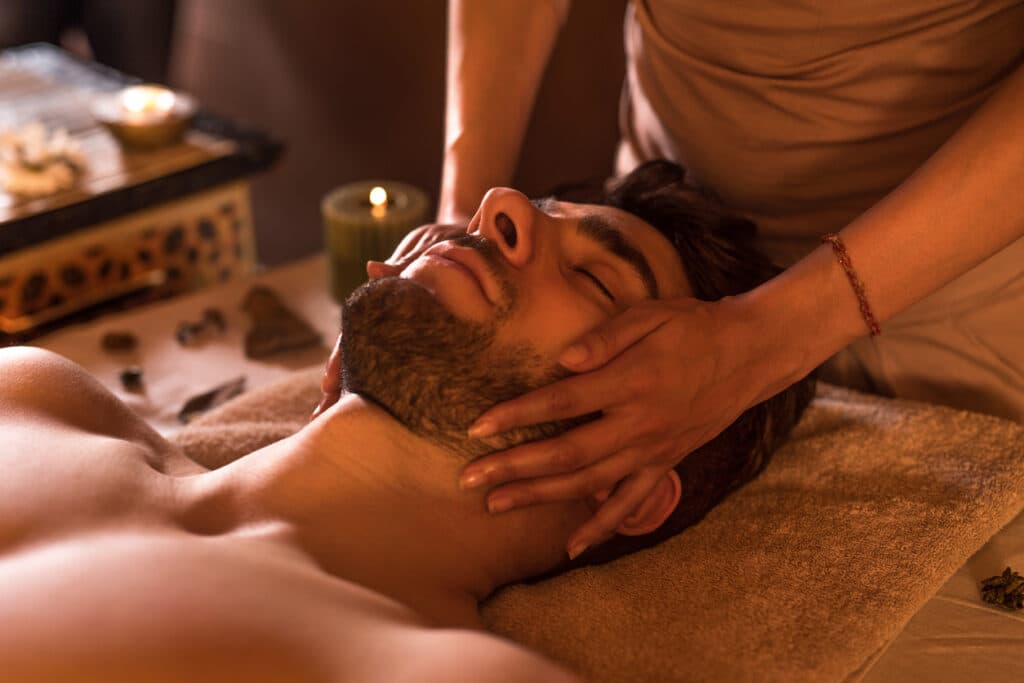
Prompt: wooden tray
<box><xmin>0</xmin><ymin>43</ymin><xmax>281</xmax><ymax>256</ymax></box>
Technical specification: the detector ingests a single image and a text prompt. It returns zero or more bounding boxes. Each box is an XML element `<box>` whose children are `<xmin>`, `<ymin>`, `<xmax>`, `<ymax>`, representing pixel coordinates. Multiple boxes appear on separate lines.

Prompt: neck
<box><xmin>185</xmin><ymin>394</ymin><xmax>582</xmax><ymax>629</ymax></box>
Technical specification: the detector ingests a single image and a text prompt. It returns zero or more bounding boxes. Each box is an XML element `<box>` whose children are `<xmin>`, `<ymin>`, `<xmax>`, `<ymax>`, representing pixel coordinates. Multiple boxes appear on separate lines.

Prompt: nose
<box><xmin>469</xmin><ymin>188</ymin><xmax>536</xmax><ymax>268</ymax></box>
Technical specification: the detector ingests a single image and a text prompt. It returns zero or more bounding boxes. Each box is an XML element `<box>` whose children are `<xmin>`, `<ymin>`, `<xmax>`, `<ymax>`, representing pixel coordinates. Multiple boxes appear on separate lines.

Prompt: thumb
<box><xmin>558</xmin><ymin>304</ymin><xmax>668</xmax><ymax>371</ymax></box>
<box><xmin>366</xmin><ymin>260</ymin><xmax>404</xmax><ymax>280</ymax></box>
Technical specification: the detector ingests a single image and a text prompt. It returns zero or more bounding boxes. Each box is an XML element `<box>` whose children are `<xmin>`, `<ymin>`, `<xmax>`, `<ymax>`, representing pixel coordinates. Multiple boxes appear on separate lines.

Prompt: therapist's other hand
<box><xmin>460</xmin><ymin>295</ymin><xmax>782</xmax><ymax>559</ymax></box>
<box><xmin>368</xmin><ymin>222</ymin><xmax>469</xmax><ymax>278</ymax></box>
<box><xmin>310</xmin><ymin>334</ymin><xmax>344</xmax><ymax>421</ymax></box>
<box><xmin>326</xmin><ymin>223</ymin><xmax>469</xmax><ymax>418</ymax></box>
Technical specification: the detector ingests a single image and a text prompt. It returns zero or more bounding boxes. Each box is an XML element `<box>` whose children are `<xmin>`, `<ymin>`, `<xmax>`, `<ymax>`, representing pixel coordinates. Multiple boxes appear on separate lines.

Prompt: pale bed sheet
<box><xmin>32</xmin><ymin>255</ymin><xmax>339</xmax><ymax>436</ymax></box>
<box><xmin>33</xmin><ymin>253</ymin><xmax>1024</xmax><ymax>681</ymax></box>
<box><xmin>857</xmin><ymin>509</ymin><xmax>1024</xmax><ymax>683</ymax></box>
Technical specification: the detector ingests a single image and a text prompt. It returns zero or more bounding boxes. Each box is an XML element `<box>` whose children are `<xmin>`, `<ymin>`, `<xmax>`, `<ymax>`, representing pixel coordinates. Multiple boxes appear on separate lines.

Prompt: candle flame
<box><xmin>156</xmin><ymin>90</ymin><xmax>176</xmax><ymax>111</ymax></box>
<box><xmin>369</xmin><ymin>186</ymin><xmax>388</xmax><ymax>208</ymax></box>
<box><xmin>121</xmin><ymin>86</ymin><xmax>176</xmax><ymax>114</ymax></box>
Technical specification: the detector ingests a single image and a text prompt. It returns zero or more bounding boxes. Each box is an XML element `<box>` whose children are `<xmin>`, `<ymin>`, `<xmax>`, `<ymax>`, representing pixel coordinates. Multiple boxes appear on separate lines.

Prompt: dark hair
<box><xmin>549</xmin><ymin>160</ymin><xmax>816</xmax><ymax>569</ymax></box>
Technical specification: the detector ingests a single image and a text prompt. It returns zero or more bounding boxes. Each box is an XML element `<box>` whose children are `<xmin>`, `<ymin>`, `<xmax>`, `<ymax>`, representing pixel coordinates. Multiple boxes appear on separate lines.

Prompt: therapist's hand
<box><xmin>310</xmin><ymin>333</ymin><xmax>344</xmax><ymax>421</ymax></box>
<box><xmin>373</xmin><ymin>222</ymin><xmax>470</xmax><ymax>275</ymax></box>
<box><xmin>459</xmin><ymin>295</ymin><xmax>790</xmax><ymax>559</ymax></box>
<box><xmin>316</xmin><ymin>222</ymin><xmax>469</xmax><ymax>420</ymax></box>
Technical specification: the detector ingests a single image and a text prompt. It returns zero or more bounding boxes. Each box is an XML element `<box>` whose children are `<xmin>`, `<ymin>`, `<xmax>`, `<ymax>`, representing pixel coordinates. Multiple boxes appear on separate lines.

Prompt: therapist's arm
<box><xmin>759</xmin><ymin>62</ymin><xmax>1024</xmax><ymax>387</ymax></box>
<box><xmin>439</xmin><ymin>0</ymin><xmax>571</xmax><ymax>223</ymax></box>
<box><xmin>461</xmin><ymin>63</ymin><xmax>1024</xmax><ymax>559</ymax></box>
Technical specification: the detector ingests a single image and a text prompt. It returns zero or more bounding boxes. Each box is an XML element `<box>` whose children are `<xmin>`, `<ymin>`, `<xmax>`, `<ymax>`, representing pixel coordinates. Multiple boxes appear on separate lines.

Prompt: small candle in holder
<box><xmin>322</xmin><ymin>180</ymin><xmax>429</xmax><ymax>302</ymax></box>
<box><xmin>120</xmin><ymin>85</ymin><xmax>177</xmax><ymax>122</ymax></box>
<box><xmin>91</xmin><ymin>84</ymin><xmax>197</xmax><ymax>148</ymax></box>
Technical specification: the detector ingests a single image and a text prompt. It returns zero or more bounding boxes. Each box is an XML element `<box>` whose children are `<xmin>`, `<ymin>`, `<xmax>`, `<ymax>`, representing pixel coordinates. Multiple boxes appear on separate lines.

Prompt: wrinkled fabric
<box><xmin>615</xmin><ymin>0</ymin><xmax>1024</xmax><ymax>420</ymax></box>
<box><xmin>175</xmin><ymin>375</ymin><xmax>1024</xmax><ymax>683</ymax></box>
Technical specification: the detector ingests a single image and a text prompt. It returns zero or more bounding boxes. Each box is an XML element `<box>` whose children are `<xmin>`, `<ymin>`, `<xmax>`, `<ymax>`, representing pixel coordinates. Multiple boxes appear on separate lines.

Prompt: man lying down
<box><xmin>0</xmin><ymin>161</ymin><xmax>814</xmax><ymax>682</ymax></box>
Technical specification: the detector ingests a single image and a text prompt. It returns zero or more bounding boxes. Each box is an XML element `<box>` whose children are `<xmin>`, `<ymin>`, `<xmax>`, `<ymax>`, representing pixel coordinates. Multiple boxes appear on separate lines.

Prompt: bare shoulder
<box><xmin>0</xmin><ymin>346</ymin><xmax>77</xmax><ymax>397</ymax></box>
<box><xmin>0</xmin><ymin>346</ymin><xmax>179</xmax><ymax>462</ymax></box>
<box><xmin>404</xmin><ymin>628</ymin><xmax>585</xmax><ymax>683</ymax></box>
<box><xmin>0</xmin><ymin>346</ymin><xmax>112</xmax><ymax>416</ymax></box>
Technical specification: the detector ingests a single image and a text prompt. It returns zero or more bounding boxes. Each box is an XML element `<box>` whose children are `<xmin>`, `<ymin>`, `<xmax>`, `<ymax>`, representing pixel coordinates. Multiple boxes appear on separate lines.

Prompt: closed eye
<box><xmin>575</xmin><ymin>267</ymin><xmax>615</xmax><ymax>302</ymax></box>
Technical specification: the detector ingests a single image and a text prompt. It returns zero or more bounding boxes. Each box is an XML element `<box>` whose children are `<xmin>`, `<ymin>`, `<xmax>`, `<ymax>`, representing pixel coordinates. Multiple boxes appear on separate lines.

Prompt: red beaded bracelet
<box><xmin>821</xmin><ymin>233</ymin><xmax>881</xmax><ymax>337</ymax></box>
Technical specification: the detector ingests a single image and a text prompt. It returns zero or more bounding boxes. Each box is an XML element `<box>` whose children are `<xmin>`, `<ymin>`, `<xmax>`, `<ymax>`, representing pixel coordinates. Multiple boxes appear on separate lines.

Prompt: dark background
<box><xmin>166</xmin><ymin>0</ymin><xmax>628</xmax><ymax>265</ymax></box>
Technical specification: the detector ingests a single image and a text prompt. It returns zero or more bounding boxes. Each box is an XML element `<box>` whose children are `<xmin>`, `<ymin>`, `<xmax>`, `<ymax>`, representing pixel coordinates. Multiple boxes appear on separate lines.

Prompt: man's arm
<box><xmin>438</xmin><ymin>0</ymin><xmax>570</xmax><ymax>223</ymax></box>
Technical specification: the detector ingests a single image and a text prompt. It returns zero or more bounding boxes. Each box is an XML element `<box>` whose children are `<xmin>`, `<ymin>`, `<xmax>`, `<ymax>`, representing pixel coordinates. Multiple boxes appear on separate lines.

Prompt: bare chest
<box><xmin>0</xmin><ymin>528</ymin><xmax>434</xmax><ymax>682</ymax></box>
<box><xmin>0</xmin><ymin>424</ymin><xmax>185</xmax><ymax>552</ymax></box>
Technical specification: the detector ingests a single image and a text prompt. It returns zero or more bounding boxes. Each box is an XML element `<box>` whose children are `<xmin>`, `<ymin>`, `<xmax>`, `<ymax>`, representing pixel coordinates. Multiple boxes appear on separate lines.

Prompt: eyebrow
<box><xmin>534</xmin><ymin>198</ymin><xmax>659</xmax><ymax>299</ymax></box>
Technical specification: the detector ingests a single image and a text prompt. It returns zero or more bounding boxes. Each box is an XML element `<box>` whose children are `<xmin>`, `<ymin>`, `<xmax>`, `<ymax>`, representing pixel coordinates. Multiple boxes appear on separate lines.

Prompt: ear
<box><xmin>615</xmin><ymin>470</ymin><xmax>682</xmax><ymax>537</ymax></box>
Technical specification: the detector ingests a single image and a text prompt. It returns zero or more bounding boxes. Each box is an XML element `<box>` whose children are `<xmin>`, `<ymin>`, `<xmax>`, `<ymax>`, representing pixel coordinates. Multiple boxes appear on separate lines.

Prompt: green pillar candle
<box><xmin>321</xmin><ymin>180</ymin><xmax>429</xmax><ymax>302</ymax></box>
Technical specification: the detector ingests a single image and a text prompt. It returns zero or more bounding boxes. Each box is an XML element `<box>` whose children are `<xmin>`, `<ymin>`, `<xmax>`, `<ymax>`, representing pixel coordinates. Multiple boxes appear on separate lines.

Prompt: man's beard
<box><xmin>339</xmin><ymin>238</ymin><xmax>586</xmax><ymax>460</ymax></box>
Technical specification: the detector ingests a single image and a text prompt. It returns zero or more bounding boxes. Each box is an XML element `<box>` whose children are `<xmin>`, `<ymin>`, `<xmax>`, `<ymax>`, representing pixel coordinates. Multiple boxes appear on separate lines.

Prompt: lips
<box><xmin>422</xmin><ymin>243</ymin><xmax>500</xmax><ymax>306</ymax></box>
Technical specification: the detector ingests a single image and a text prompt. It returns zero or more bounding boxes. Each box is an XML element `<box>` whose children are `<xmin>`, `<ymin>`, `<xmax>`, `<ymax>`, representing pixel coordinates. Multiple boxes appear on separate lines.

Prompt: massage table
<box><xmin>30</xmin><ymin>253</ymin><xmax>1024</xmax><ymax>682</ymax></box>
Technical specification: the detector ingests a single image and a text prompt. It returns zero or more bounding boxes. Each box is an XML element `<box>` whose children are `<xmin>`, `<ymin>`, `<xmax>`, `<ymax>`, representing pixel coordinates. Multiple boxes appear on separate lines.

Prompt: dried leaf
<box><xmin>980</xmin><ymin>566</ymin><xmax>1024</xmax><ymax>611</ymax></box>
<box><xmin>177</xmin><ymin>376</ymin><xmax>246</xmax><ymax>424</ymax></box>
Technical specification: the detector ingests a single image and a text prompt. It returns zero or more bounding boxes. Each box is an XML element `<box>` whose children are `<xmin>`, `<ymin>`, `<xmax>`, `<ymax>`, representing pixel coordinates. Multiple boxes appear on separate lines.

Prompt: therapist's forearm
<box><xmin>747</xmin><ymin>64</ymin><xmax>1024</xmax><ymax>393</ymax></box>
<box><xmin>439</xmin><ymin>0</ymin><xmax>570</xmax><ymax>223</ymax></box>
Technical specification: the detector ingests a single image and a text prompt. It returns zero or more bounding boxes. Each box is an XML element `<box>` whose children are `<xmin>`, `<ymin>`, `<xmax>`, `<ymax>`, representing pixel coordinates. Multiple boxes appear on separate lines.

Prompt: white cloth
<box><xmin>33</xmin><ymin>254</ymin><xmax>337</xmax><ymax>436</ymax></box>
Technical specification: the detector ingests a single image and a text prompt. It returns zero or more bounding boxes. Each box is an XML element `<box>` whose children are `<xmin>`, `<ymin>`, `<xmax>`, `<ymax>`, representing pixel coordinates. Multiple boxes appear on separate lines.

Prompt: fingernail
<box><xmin>559</xmin><ymin>345</ymin><xmax>588</xmax><ymax>366</ymax></box>
<box><xmin>468</xmin><ymin>419</ymin><xmax>497</xmax><ymax>439</ymax></box>
<box><xmin>567</xmin><ymin>540</ymin><xmax>590</xmax><ymax>561</ymax></box>
<box><xmin>459</xmin><ymin>470</ymin><xmax>487</xmax><ymax>490</ymax></box>
<box><xmin>488</xmin><ymin>495</ymin><xmax>514</xmax><ymax>514</ymax></box>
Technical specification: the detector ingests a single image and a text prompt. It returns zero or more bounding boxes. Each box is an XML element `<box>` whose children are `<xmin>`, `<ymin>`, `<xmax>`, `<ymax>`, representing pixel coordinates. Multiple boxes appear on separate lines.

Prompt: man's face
<box><xmin>340</xmin><ymin>189</ymin><xmax>690</xmax><ymax>459</ymax></box>
<box><xmin>404</xmin><ymin>189</ymin><xmax>691</xmax><ymax>358</ymax></box>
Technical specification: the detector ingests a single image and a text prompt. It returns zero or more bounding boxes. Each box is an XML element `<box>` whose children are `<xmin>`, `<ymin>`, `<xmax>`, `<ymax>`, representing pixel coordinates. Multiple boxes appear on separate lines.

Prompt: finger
<box><xmin>558</xmin><ymin>304</ymin><xmax>671</xmax><ymax>372</ymax></box>
<box><xmin>366</xmin><ymin>260</ymin><xmax>402</xmax><ymax>279</ymax></box>
<box><xmin>309</xmin><ymin>389</ymin><xmax>341</xmax><ymax>422</ymax></box>
<box><xmin>385</xmin><ymin>228</ymin><xmax>428</xmax><ymax>265</ymax></box>
<box><xmin>482</xmin><ymin>450</ymin><xmax>643</xmax><ymax>514</ymax></box>
<box><xmin>386</xmin><ymin>224</ymin><xmax>468</xmax><ymax>267</ymax></box>
<box><xmin>566</xmin><ymin>467</ymin><xmax>666</xmax><ymax>559</ymax></box>
<box><xmin>321</xmin><ymin>335</ymin><xmax>343</xmax><ymax>393</ymax></box>
<box><xmin>437</xmin><ymin>223</ymin><xmax>469</xmax><ymax>240</ymax></box>
<box><xmin>460</xmin><ymin>418</ymin><xmax>638</xmax><ymax>489</ymax></box>
<box><xmin>406</xmin><ymin>225</ymin><xmax>454</xmax><ymax>256</ymax></box>
<box><xmin>468</xmin><ymin>367</ymin><xmax>634</xmax><ymax>439</ymax></box>
<box><xmin>388</xmin><ymin>237</ymin><xmax>436</xmax><ymax>269</ymax></box>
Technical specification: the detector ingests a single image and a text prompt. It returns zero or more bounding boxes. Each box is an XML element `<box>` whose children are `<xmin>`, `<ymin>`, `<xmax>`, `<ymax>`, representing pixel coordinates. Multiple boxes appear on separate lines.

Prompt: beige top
<box><xmin>617</xmin><ymin>0</ymin><xmax>1024</xmax><ymax>258</ymax></box>
<box><xmin>615</xmin><ymin>0</ymin><xmax>1024</xmax><ymax>420</ymax></box>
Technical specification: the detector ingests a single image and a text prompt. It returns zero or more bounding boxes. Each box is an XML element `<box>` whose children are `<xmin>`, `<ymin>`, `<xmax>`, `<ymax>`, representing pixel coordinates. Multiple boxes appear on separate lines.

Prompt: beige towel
<box><xmin>173</xmin><ymin>370</ymin><xmax>1024</xmax><ymax>682</ymax></box>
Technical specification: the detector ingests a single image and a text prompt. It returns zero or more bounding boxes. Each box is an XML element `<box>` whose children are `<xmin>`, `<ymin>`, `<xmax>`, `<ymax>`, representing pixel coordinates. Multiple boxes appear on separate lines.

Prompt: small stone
<box><xmin>120</xmin><ymin>366</ymin><xmax>144</xmax><ymax>392</ymax></box>
<box><xmin>101</xmin><ymin>331</ymin><xmax>138</xmax><ymax>352</ymax></box>
<box><xmin>175</xmin><ymin>321</ymin><xmax>198</xmax><ymax>346</ymax></box>
<box><xmin>202</xmin><ymin>307</ymin><xmax>226</xmax><ymax>332</ymax></box>
<box><xmin>242</xmin><ymin>285</ymin><xmax>321</xmax><ymax>359</ymax></box>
